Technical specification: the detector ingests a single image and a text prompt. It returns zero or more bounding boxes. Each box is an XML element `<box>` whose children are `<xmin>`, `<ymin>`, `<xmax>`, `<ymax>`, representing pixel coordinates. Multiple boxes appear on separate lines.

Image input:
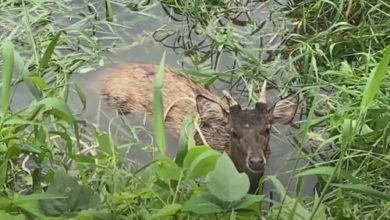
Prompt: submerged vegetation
<box><xmin>1</xmin><ymin>0</ymin><xmax>390</xmax><ymax>219</ymax></box>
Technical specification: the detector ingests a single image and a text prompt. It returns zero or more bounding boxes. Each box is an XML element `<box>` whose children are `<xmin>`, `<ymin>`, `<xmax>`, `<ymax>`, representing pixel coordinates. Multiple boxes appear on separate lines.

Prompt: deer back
<box><xmin>100</xmin><ymin>64</ymin><xmax>223</xmax><ymax>135</ymax></box>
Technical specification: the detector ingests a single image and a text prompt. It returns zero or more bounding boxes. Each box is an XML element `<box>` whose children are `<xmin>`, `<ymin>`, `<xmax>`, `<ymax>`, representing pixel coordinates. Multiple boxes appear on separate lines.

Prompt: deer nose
<box><xmin>248</xmin><ymin>156</ymin><xmax>264</xmax><ymax>171</ymax></box>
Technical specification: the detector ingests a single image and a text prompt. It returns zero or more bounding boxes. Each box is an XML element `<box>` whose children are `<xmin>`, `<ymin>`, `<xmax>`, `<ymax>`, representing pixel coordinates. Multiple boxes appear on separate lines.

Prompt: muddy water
<box><xmin>9</xmin><ymin>0</ymin><xmax>316</xmax><ymax>198</ymax></box>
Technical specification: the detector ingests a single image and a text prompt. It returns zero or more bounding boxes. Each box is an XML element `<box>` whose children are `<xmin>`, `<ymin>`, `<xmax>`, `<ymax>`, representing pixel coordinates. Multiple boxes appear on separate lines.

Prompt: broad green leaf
<box><xmin>186</xmin><ymin>150</ymin><xmax>220</xmax><ymax>179</ymax></box>
<box><xmin>182</xmin><ymin>191</ymin><xmax>223</xmax><ymax>214</ymax></box>
<box><xmin>2</xmin><ymin>41</ymin><xmax>14</xmax><ymax>117</ymax></box>
<box><xmin>207</xmin><ymin>153</ymin><xmax>249</xmax><ymax>203</ymax></box>
<box><xmin>34</xmin><ymin>97</ymin><xmax>74</xmax><ymax>125</ymax></box>
<box><xmin>152</xmin><ymin>52</ymin><xmax>167</xmax><ymax>154</ymax></box>
<box><xmin>66</xmin><ymin>185</ymin><xmax>101</xmax><ymax>211</ymax></box>
<box><xmin>233</xmin><ymin>194</ymin><xmax>264</xmax><ymax>210</ymax></box>
<box><xmin>0</xmin><ymin>197</ymin><xmax>11</xmax><ymax>211</ymax></box>
<box><xmin>156</xmin><ymin>155</ymin><xmax>182</xmax><ymax>181</ymax></box>
<box><xmin>4</xmin><ymin>194</ymin><xmax>62</xmax><ymax>219</ymax></box>
<box><xmin>183</xmin><ymin>145</ymin><xmax>216</xmax><ymax>168</ymax></box>
<box><xmin>39</xmin><ymin>169</ymin><xmax>100</xmax><ymax>216</ymax></box>
<box><xmin>361</xmin><ymin>44</ymin><xmax>390</xmax><ymax>111</ymax></box>
<box><xmin>150</xmin><ymin>203</ymin><xmax>182</xmax><ymax>219</ymax></box>
<box><xmin>13</xmin><ymin>198</ymin><xmax>44</xmax><ymax>218</ymax></box>
<box><xmin>0</xmin><ymin>211</ymin><xmax>25</xmax><ymax>220</ymax></box>
<box><xmin>183</xmin><ymin>146</ymin><xmax>220</xmax><ymax>179</ymax></box>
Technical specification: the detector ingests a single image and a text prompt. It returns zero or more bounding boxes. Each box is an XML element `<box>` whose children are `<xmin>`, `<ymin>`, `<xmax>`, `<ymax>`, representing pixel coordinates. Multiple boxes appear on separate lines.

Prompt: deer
<box><xmin>99</xmin><ymin>63</ymin><xmax>298</xmax><ymax>194</ymax></box>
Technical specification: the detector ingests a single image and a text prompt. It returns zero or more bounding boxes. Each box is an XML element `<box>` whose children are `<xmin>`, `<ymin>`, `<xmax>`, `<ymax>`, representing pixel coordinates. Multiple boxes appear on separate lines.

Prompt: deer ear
<box><xmin>196</xmin><ymin>95</ymin><xmax>228</xmax><ymax>125</ymax></box>
<box><xmin>270</xmin><ymin>94</ymin><xmax>299</xmax><ymax>124</ymax></box>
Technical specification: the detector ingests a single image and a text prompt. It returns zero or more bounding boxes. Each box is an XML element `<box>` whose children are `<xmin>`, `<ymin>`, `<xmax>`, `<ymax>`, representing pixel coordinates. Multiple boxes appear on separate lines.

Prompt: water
<box><xmin>8</xmin><ymin>0</ymin><xmax>316</xmax><ymax>199</ymax></box>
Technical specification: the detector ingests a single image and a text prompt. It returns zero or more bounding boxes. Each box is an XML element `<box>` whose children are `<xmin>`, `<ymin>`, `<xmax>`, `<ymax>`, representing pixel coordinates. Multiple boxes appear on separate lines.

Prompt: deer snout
<box><xmin>247</xmin><ymin>156</ymin><xmax>265</xmax><ymax>173</ymax></box>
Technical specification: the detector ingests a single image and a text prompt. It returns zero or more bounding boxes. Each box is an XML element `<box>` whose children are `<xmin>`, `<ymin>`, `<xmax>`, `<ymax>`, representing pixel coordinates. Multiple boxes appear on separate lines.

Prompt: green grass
<box><xmin>1</xmin><ymin>0</ymin><xmax>390</xmax><ymax>219</ymax></box>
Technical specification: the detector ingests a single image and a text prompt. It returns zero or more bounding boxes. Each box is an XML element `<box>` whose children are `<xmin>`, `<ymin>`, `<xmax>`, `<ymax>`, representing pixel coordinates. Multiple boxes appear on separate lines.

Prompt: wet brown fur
<box><xmin>101</xmin><ymin>63</ymin><xmax>229</xmax><ymax>151</ymax></box>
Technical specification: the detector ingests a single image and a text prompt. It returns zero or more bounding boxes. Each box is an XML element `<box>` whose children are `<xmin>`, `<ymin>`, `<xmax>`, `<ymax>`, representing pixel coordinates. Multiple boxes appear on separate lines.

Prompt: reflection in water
<box><xmin>9</xmin><ymin>0</ymin><xmax>316</xmax><ymax>200</ymax></box>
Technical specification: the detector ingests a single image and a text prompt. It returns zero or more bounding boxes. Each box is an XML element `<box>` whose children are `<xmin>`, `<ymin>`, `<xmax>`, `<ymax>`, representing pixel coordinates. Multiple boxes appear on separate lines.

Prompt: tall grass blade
<box><xmin>0</xmin><ymin>160</ymin><xmax>7</xmax><ymax>186</ymax></box>
<box><xmin>332</xmin><ymin>183</ymin><xmax>390</xmax><ymax>201</ymax></box>
<box><xmin>175</xmin><ymin>114</ymin><xmax>193</xmax><ymax>166</ymax></box>
<box><xmin>1</xmin><ymin>41</ymin><xmax>14</xmax><ymax>117</ymax></box>
<box><xmin>39</xmin><ymin>31</ymin><xmax>63</xmax><ymax>72</ymax></box>
<box><xmin>14</xmin><ymin>51</ymin><xmax>42</xmax><ymax>99</ymax></box>
<box><xmin>153</xmin><ymin>52</ymin><xmax>167</xmax><ymax>155</ymax></box>
<box><xmin>296</xmin><ymin>166</ymin><xmax>359</xmax><ymax>183</ymax></box>
<box><xmin>105</xmin><ymin>0</ymin><xmax>114</xmax><ymax>22</ymax></box>
<box><xmin>73</xmin><ymin>83</ymin><xmax>87</xmax><ymax>111</ymax></box>
<box><xmin>360</xmin><ymin>44</ymin><xmax>390</xmax><ymax>111</ymax></box>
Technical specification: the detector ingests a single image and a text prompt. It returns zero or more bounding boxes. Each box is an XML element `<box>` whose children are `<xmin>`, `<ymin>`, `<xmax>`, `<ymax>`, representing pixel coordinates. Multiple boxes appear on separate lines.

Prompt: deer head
<box><xmin>195</xmin><ymin>81</ymin><xmax>298</xmax><ymax>175</ymax></box>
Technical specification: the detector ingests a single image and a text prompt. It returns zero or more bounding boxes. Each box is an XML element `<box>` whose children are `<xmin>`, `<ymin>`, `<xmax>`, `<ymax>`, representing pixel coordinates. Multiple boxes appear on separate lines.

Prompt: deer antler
<box><xmin>222</xmin><ymin>90</ymin><xmax>238</xmax><ymax>106</ymax></box>
<box><xmin>258</xmin><ymin>80</ymin><xmax>267</xmax><ymax>104</ymax></box>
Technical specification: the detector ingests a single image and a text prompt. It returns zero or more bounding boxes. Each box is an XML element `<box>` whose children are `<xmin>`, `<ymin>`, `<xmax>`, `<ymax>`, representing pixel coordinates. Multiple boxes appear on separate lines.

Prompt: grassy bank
<box><xmin>284</xmin><ymin>0</ymin><xmax>390</xmax><ymax>218</ymax></box>
<box><xmin>1</xmin><ymin>0</ymin><xmax>390</xmax><ymax>219</ymax></box>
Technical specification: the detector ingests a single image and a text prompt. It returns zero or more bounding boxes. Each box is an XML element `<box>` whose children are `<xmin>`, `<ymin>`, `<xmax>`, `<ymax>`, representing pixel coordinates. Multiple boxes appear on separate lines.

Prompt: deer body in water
<box><xmin>100</xmin><ymin>63</ymin><xmax>298</xmax><ymax>194</ymax></box>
